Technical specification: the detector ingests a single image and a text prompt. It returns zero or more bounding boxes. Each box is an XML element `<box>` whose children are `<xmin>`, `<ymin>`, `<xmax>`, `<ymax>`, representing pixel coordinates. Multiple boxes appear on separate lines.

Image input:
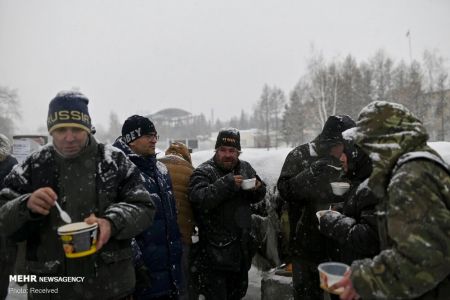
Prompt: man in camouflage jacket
<box><xmin>336</xmin><ymin>101</ymin><xmax>450</xmax><ymax>300</ymax></box>
<box><xmin>0</xmin><ymin>91</ymin><xmax>155</xmax><ymax>300</ymax></box>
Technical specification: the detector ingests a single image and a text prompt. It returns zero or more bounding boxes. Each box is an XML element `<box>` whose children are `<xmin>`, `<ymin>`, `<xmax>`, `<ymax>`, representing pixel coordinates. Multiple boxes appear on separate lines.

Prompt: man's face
<box><xmin>51</xmin><ymin>127</ymin><xmax>89</xmax><ymax>158</ymax></box>
<box><xmin>215</xmin><ymin>146</ymin><xmax>240</xmax><ymax>170</ymax></box>
<box><xmin>129</xmin><ymin>133</ymin><xmax>158</xmax><ymax>156</ymax></box>
<box><xmin>329</xmin><ymin>143</ymin><xmax>344</xmax><ymax>159</ymax></box>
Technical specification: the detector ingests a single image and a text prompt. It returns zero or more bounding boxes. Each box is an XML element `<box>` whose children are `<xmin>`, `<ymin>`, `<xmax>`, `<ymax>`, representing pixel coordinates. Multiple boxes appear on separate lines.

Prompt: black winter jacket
<box><xmin>277</xmin><ymin>141</ymin><xmax>343</xmax><ymax>262</ymax></box>
<box><xmin>189</xmin><ymin>157</ymin><xmax>266</xmax><ymax>272</ymax></box>
<box><xmin>319</xmin><ymin>179</ymin><xmax>379</xmax><ymax>264</ymax></box>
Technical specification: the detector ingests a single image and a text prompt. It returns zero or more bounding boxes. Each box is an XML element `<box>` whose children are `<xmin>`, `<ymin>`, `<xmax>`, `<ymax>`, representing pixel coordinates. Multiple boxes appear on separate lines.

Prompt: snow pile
<box><xmin>429</xmin><ymin>142</ymin><xmax>450</xmax><ymax>164</ymax></box>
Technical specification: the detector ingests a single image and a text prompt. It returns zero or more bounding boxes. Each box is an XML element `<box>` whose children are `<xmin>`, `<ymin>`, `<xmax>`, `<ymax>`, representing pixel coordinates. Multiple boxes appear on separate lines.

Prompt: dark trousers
<box><xmin>292</xmin><ymin>257</ymin><xmax>323</xmax><ymax>300</ymax></box>
<box><xmin>196</xmin><ymin>267</ymin><xmax>248</xmax><ymax>300</ymax></box>
<box><xmin>0</xmin><ymin>240</ymin><xmax>17</xmax><ymax>300</ymax></box>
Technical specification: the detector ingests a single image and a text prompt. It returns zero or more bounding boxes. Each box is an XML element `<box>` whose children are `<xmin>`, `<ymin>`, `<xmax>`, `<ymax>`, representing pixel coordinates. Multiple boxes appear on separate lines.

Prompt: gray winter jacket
<box><xmin>0</xmin><ymin>136</ymin><xmax>155</xmax><ymax>300</ymax></box>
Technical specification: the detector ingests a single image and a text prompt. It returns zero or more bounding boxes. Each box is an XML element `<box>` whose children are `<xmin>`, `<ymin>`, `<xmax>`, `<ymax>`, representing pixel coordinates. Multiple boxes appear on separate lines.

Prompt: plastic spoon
<box><xmin>55</xmin><ymin>201</ymin><xmax>72</xmax><ymax>223</ymax></box>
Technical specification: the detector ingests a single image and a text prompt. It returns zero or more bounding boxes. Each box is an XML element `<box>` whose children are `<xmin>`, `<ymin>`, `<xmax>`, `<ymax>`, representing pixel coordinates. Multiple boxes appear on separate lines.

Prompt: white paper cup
<box><xmin>241</xmin><ymin>178</ymin><xmax>256</xmax><ymax>190</ymax></box>
<box><xmin>316</xmin><ymin>210</ymin><xmax>341</xmax><ymax>222</ymax></box>
<box><xmin>330</xmin><ymin>182</ymin><xmax>350</xmax><ymax>196</ymax></box>
<box><xmin>57</xmin><ymin>222</ymin><xmax>98</xmax><ymax>258</ymax></box>
<box><xmin>318</xmin><ymin>262</ymin><xmax>350</xmax><ymax>295</ymax></box>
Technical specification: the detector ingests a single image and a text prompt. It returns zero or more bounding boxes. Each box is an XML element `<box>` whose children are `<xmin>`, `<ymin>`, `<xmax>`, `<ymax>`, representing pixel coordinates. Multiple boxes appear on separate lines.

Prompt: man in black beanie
<box><xmin>113</xmin><ymin>115</ymin><xmax>183</xmax><ymax>299</ymax></box>
<box><xmin>188</xmin><ymin>128</ymin><xmax>266</xmax><ymax>299</ymax></box>
<box><xmin>0</xmin><ymin>91</ymin><xmax>155</xmax><ymax>300</ymax></box>
<box><xmin>277</xmin><ymin>115</ymin><xmax>356</xmax><ymax>300</ymax></box>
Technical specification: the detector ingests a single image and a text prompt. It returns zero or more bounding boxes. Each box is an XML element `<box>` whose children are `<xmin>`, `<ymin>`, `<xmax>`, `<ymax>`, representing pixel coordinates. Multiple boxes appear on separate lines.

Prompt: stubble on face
<box><xmin>215</xmin><ymin>146</ymin><xmax>239</xmax><ymax>171</ymax></box>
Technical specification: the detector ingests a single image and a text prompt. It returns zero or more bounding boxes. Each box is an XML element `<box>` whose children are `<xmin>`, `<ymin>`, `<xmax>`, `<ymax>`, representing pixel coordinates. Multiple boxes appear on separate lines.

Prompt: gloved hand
<box><xmin>310</xmin><ymin>156</ymin><xmax>343</xmax><ymax>178</ymax></box>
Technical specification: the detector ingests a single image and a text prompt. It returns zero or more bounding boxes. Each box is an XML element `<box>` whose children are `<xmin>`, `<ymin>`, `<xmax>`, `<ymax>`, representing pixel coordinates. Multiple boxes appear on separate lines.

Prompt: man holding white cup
<box><xmin>188</xmin><ymin>128</ymin><xmax>266</xmax><ymax>300</ymax></box>
<box><xmin>278</xmin><ymin>115</ymin><xmax>356</xmax><ymax>300</ymax></box>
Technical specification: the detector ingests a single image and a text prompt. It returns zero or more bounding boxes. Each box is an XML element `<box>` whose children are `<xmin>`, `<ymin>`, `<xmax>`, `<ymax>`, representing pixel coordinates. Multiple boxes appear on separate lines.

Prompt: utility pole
<box><xmin>406</xmin><ymin>30</ymin><xmax>413</xmax><ymax>64</ymax></box>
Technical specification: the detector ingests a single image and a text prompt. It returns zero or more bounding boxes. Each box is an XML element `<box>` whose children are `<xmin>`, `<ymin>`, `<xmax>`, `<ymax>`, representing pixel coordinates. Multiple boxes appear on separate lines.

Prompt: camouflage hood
<box><xmin>344</xmin><ymin>101</ymin><xmax>435</xmax><ymax>198</ymax></box>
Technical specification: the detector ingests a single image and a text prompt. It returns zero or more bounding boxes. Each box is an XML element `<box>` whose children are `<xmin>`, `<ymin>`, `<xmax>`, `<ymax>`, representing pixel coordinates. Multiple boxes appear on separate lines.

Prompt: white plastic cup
<box><xmin>241</xmin><ymin>178</ymin><xmax>256</xmax><ymax>190</ymax></box>
<box><xmin>316</xmin><ymin>210</ymin><xmax>341</xmax><ymax>222</ymax></box>
<box><xmin>318</xmin><ymin>262</ymin><xmax>350</xmax><ymax>295</ymax></box>
<box><xmin>330</xmin><ymin>182</ymin><xmax>350</xmax><ymax>196</ymax></box>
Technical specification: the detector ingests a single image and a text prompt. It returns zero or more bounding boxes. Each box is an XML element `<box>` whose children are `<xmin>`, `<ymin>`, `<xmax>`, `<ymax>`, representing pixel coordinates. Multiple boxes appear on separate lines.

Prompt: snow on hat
<box><xmin>122</xmin><ymin>115</ymin><xmax>156</xmax><ymax>144</ymax></box>
<box><xmin>0</xmin><ymin>134</ymin><xmax>11</xmax><ymax>160</ymax></box>
<box><xmin>215</xmin><ymin>128</ymin><xmax>241</xmax><ymax>150</ymax></box>
<box><xmin>47</xmin><ymin>91</ymin><xmax>91</xmax><ymax>133</ymax></box>
<box><xmin>318</xmin><ymin>115</ymin><xmax>356</xmax><ymax>145</ymax></box>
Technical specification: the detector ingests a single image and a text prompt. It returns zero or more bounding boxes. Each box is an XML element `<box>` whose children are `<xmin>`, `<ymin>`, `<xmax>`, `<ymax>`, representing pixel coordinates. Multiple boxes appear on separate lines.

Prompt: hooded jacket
<box><xmin>347</xmin><ymin>101</ymin><xmax>450</xmax><ymax>299</ymax></box>
<box><xmin>158</xmin><ymin>142</ymin><xmax>195</xmax><ymax>245</ymax></box>
<box><xmin>0</xmin><ymin>136</ymin><xmax>155</xmax><ymax>300</ymax></box>
<box><xmin>113</xmin><ymin>138</ymin><xmax>182</xmax><ymax>299</ymax></box>
<box><xmin>277</xmin><ymin>137</ymin><xmax>346</xmax><ymax>261</ymax></box>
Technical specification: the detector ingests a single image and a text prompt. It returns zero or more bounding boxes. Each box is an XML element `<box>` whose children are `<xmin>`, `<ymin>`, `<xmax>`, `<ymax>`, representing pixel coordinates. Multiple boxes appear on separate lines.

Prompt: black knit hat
<box><xmin>215</xmin><ymin>128</ymin><xmax>241</xmax><ymax>150</ymax></box>
<box><xmin>318</xmin><ymin>115</ymin><xmax>356</xmax><ymax>144</ymax></box>
<box><xmin>47</xmin><ymin>91</ymin><xmax>91</xmax><ymax>133</ymax></box>
<box><xmin>122</xmin><ymin>115</ymin><xmax>156</xmax><ymax>144</ymax></box>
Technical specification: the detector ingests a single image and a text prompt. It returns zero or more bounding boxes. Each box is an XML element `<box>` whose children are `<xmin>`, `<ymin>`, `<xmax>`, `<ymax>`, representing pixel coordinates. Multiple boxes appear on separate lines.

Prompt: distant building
<box><xmin>145</xmin><ymin>108</ymin><xmax>209</xmax><ymax>150</ymax></box>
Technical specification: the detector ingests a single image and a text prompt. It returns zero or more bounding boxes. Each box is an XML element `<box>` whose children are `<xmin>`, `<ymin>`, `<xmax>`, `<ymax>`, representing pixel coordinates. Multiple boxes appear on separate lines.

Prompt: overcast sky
<box><xmin>1</xmin><ymin>0</ymin><xmax>449</xmax><ymax>133</ymax></box>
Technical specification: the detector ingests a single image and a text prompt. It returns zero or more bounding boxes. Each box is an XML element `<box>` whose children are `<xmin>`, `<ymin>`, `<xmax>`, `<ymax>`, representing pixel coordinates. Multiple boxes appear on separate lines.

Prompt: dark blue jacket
<box><xmin>113</xmin><ymin>138</ymin><xmax>182</xmax><ymax>299</ymax></box>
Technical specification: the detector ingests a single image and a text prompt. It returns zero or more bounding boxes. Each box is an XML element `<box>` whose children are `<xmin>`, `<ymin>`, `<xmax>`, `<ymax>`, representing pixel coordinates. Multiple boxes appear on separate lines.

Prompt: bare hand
<box><xmin>234</xmin><ymin>175</ymin><xmax>243</xmax><ymax>188</ymax></box>
<box><xmin>254</xmin><ymin>179</ymin><xmax>262</xmax><ymax>190</ymax></box>
<box><xmin>84</xmin><ymin>213</ymin><xmax>111</xmax><ymax>251</ymax></box>
<box><xmin>27</xmin><ymin>187</ymin><xmax>57</xmax><ymax>215</ymax></box>
<box><xmin>330</xmin><ymin>270</ymin><xmax>360</xmax><ymax>300</ymax></box>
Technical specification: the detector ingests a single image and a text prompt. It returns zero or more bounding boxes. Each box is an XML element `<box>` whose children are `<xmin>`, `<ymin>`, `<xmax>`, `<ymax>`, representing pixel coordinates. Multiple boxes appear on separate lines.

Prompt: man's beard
<box><xmin>216</xmin><ymin>157</ymin><xmax>238</xmax><ymax>171</ymax></box>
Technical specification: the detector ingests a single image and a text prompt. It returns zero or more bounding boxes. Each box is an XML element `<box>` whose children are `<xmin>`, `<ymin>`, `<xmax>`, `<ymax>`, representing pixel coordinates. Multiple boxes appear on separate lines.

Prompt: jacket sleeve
<box><xmin>319</xmin><ymin>184</ymin><xmax>379</xmax><ymax>256</ymax></box>
<box><xmin>319</xmin><ymin>212</ymin><xmax>379</xmax><ymax>256</ymax></box>
<box><xmin>0</xmin><ymin>159</ymin><xmax>44</xmax><ymax>239</ymax></box>
<box><xmin>351</xmin><ymin>161</ymin><xmax>450</xmax><ymax>299</ymax></box>
<box><xmin>103</xmin><ymin>152</ymin><xmax>156</xmax><ymax>240</ymax></box>
<box><xmin>189</xmin><ymin>167</ymin><xmax>237</xmax><ymax>211</ymax></box>
<box><xmin>277</xmin><ymin>148</ymin><xmax>315</xmax><ymax>203</ymax></box>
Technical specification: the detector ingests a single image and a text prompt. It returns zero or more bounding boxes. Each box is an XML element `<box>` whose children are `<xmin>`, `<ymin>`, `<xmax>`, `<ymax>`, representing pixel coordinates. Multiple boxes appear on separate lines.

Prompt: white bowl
<box><xmin>330</xmin><ymin>182</ymin><xmax>350</xmax><ymax>196</ymax></box>
<box><xmin>316</xmin><ymin>210</ymin><xmax>341</xmax><ymax>222</ymax></box>
<box><xmin>318</xmin><ymin>262</ymin><xmax>350</xmax><ymax>295</ymax></box>
<box><xmin>241</xmin><ymin>178</ymin><xmax>256</xmax><ymax>190</ymax></box>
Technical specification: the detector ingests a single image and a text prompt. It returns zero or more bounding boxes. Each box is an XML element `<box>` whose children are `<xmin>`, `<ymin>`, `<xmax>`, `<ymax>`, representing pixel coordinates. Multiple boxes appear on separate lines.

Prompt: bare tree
<box><xmin>282</xmin><ymin>80</ymin><xmax>308</xmax><ymax>146</ymax></box>
<box><xmin>370</xmin><ymin>50</ymin><xmax>394</xmax><ymax>101</ymax></box>
<box><xmin>0</xmin><ymin>86</ymin><xmax>21</xmax><ymax>137</ymax></box>
<box><xmin>254</xmin><ymin>84</ymin><xmax>286</xmax><ymax>149</ymax></box>
<box><xmin>306</xmin><ymin>52</ymin><xmax>340</xmax><ymax>127</ymax></box>
<box><xmin>423</xmin><ymin>50</ymin><xmax>449</xmax><ymax>140</ymax></box>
